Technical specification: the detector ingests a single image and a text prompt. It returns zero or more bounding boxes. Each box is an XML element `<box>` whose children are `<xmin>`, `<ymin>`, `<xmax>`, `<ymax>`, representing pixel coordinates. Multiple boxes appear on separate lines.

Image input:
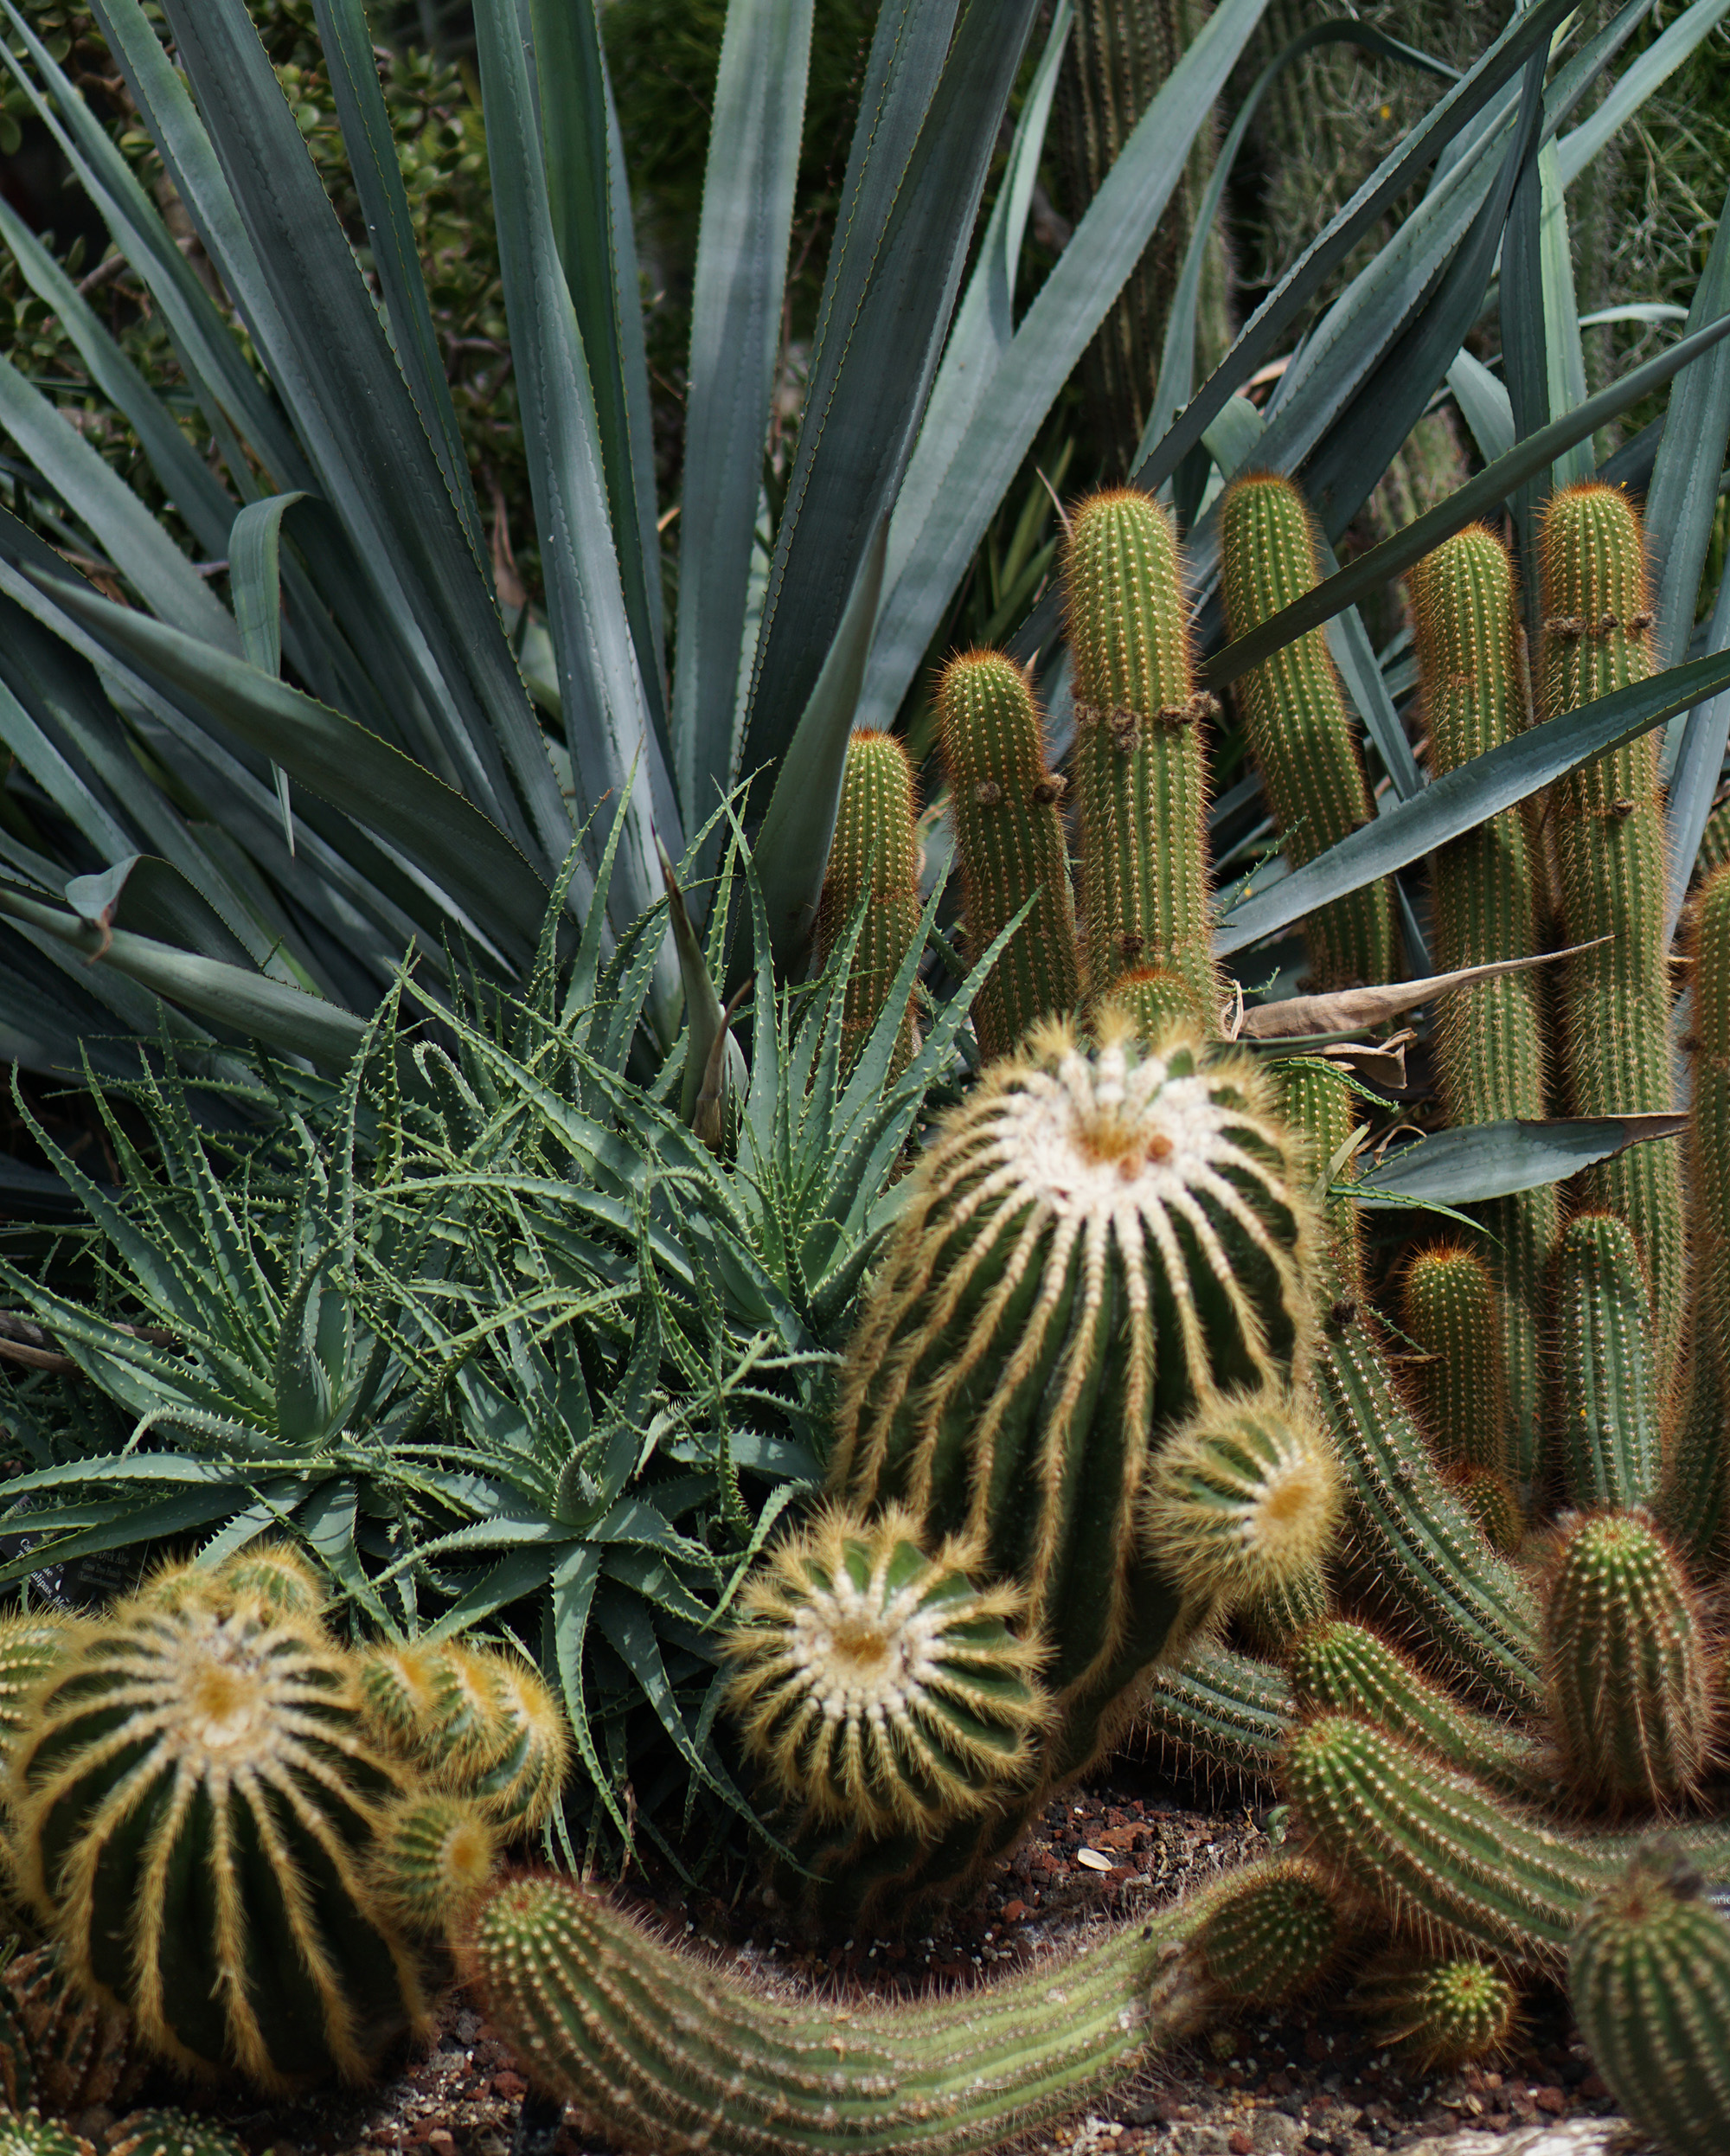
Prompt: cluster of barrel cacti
<box><xmin>0</xmin><ymin>1543</ymin><xmax>567</xmax><ymax>2100</ymax></box>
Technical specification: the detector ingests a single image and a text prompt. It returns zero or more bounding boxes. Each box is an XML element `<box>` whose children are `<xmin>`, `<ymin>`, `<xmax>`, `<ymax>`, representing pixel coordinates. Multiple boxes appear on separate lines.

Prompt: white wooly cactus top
<box><xmin>720</xmin><ymin>1504</ymin><xmax>1048</xmax><ymax>1838</ymax></box>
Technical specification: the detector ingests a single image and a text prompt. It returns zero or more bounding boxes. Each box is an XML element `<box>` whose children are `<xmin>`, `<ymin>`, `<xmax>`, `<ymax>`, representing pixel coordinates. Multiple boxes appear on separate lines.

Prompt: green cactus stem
<box><xmin>935</xmin><ymin>651</ymin><xmax>1082</xmax><ymax>1059</ymax></box>
<box><xmin>0</xmin><ymin>2115</ymin><xmax>93</xmax><ymax>2156</ymax></box>
<box><xmin>1554</xmin><ymin>1213</ymin><xmax>1663</xmax><ymax>1512</ymax></box>
<box><xmin>816</xmin><ymin>729</ymin><xmax>925</xmax><ymax>1077</ymax></box>
<box><xmin>1407</xmin><ymin>524</ymin><xmax>1554</xmax><ymax>1484</ymax></box>
<box><xmin>1139</xmin><ymin>1385</ymin><xmax>1341</xmax><ymax>1618</ymax></box>
<box><xmin>0</xmin><ymin>1612</ymin><xmax>70</xmax><ymax>1751</ymax></box>
<box><xmin>1659</xmin><ymin>1327</ymin><xmax>1730</xmax><ymax>1579</ymax></box>
<box><xmin>1400</xmin><ymin>1244</ymin><xmax>1507</xmax><ymax>1479</ymax></box>
<box><xmin>1542</xmin><ymin>1511</ymin><xmax>1714</xmax><ymax>1813</ymax></box>
<box><xmin>10</xmin><ymin>1589</ymin><xmax>431</xmax><ymax>2088</ymax></box>
<box><xmin>1098</xmin><ymin>966</ymin><xmax>1210</xmax><ymax>1045</ymax></box>
<box><xmin>1445</xmin><ymin>1466</ymin><xmax>1524</xmax><ymax>1557</ymax></box>
<box><xmin>833</xmin><ymin>1016</ymin><xmax>1312</xmax><ymax>1777</ymax></box>
<box><xmin>1688</xmin><ymin>863</ymin><xmax>1730</xmax><ymax>1510</ymax></box>
<box><xmin>720</xmin><ymin>1504</ymin><xmax>1048</xmax><ymax>1839</ymax></box>
<box><xmin>1310</xmin><ymin>1303</ymin><xmax>1545</xmax><ymax>1717</ymax></box>
<box><xmin>1570</xmin><ymin>1849</ymin><xmax>1730</xmax><ymax>2153</ymax></box>
<box><xmin>1192</xmin><ymin>1859</ymin><xmax>1345</xmax><ymax>2005</ymax></box>
<box><xmin>465</xmin><ymin>1869</ymin><xmax>1223</xmax><ymax>2156</ymax></box>
<box><xmin>368</xmin><ymin>1793</ymin><xmax>500</xmax><ymax>1941</ymax></box>
<box><xmin>1066</xmin><ymin>489</ymin><xmax>1219</xmax><ymax>1016</ymax></box>
<box><xmin>1219</xmin><ymin>473</ymin><xmax>1395</xmax><ymax>991</ymax></box>
<box><xmin>108</xmin><ymin>2115</ymin><xmax>250</xmax><ymax>2156</ymax></box>
<box><xmin>1235</xmin><ymin>1559</ymin><xmax>1331</xmax><ymax>1658</ymax></box>
<box><xmin>1541</xmin><ymin>483</ymin><xmax>1683</xmax><ymax>1388</ymax></box>
<box><xmin>1274</xmin><ymin>1057</ymin><xmax>1364</xmax><ymax>1294</ymax></box>
<box><xmin>0</xmin><ymin>1943</ymin><xmax>140</xmax><ymax>2116</ymax></box>
<box><xmin>1137</xmin><ymin>1637</ymin><xmax>1291</xmax><ymax>1788</ymax></box>
<box><xmin>213</xmin><ymin>1541</ymin><xmax>326</xmax><ymax>1620</ymax></box>
<box><xmin>1351</xmin><ymin>1956</ymin><xmax>1519</xmax><ymax>2069</ymax></box>
<box><xmin>1287</xmin><ymin>1620</ymin><xmax>1549</xmax><ymax>1807</ymax></box>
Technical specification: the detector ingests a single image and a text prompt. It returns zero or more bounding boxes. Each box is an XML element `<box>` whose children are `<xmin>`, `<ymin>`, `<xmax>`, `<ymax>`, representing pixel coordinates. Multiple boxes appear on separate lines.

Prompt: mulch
<box><xmin>63</xmin><ymin>1753</ymin><xmax>1633</xmax><ymax>2156</ymax></box>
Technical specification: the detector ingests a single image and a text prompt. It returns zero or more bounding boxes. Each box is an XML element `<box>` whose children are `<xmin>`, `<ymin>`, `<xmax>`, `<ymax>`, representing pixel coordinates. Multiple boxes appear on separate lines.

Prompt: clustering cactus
<box><xmin>1569</xmin><ymin>1850</ymin><xmax>1730</xmax><ymax>2153</ymax></box>
<box><xmin>1219</xmin><ymin>473</ymin><xmax>1397</xmax><ymax>992</ymax></box>
<box><xmin>0</xmin><ymin>1548</ymin><xmax>566</xmax><ymax>2090</ymax></box>
<box><xmin>816</xmin><ymin>729</ymin><xmax>925</xmax><ymax>1075</ymax></box>
<box><xmin>936</xmin><ymin>651</ymin><xmax>1082</xmax><ymax>1058</ymax></box>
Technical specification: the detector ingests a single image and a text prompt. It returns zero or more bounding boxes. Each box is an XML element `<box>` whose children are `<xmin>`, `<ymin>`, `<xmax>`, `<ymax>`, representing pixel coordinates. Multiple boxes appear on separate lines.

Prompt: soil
<box><xmin>65</xmin><ymin>1755</ymin><xmax>1643</xmax><ymax>2156</ymax></box>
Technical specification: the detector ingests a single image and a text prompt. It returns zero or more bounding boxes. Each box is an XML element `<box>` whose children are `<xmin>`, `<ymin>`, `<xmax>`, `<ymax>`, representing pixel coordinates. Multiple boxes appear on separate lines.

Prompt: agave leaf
<box><xmin>1665</xmin><ymin>570</ymin><xmax>1730</xmax><ymax>943</ymax></box>
<box><xmin>1446</xmin><ymin>346</ymin><xmax>1515</xmax><ymax>464</ymax></box>
<box><xmin>672</xmin><ymin>0</ymin><xmax>813</xmax><ymax>844</ymax></box>
<box><xmin>229</xmin><ymin>491</ymin><xmax>309</xmax><ymax>853</ymax></box>
<box><xmin>1217</xmin><ymin>644</ymin><xmax>1730</xmax><ymax>955</ymax></box>
<box><xmin>1355</xmin><ymin>1114</ymin><xmax>1689</xmax><ymax>1208</ymax></box>
<box><xmin>1556</xmin><ymin>0</ymin><xmax>1730</xmax><ymax>189</ymax></box>
<box><xmin>740</xmin><ymin>0</ymin><xmax>1041</xmax><ymax>792</ymax></box>
<box><xmin>658</xmin><ymin>841</ymin><xmax>745</xmax><ymax>1141</ymax></box>
<box><xmin>471</xmin><ymin>0</ymin><xmax>676</xmax><ymax>1021</ymax></box>
<box><xmin>1649</xmin><ymin>173</ymin><xmax>1730</xmax><ymax>677</ymax></box>
<box><xmin>1238</xmin><ymin>944</ymin><xmax>1602</xmax><ymax>1040</ymax></box>
<box><xmin>0</xmin><ymin>1485</ymin><xmax>261</xmax><ymax>1588</ymax></box>
<box><xmin>1202</xmin><ymin>304</ymin><xmax>1730</xmax><ymax>694</ymax></box>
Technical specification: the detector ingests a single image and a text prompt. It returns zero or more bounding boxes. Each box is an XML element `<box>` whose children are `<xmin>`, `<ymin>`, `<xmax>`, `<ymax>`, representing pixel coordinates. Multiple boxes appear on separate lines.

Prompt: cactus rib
<box><xmin>1554</xmin><ymin>1214</ymin><xmax>1662</xmax><ymax>1512</ymax></box>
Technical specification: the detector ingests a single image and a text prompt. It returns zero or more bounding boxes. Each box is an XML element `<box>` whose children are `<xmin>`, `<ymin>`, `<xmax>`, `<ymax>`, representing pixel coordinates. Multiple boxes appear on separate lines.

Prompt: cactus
<box><xmin>935</xmin><ymin>651</ymin><xmax>1082</xmax><ymax>1059</ymax></box>
<box><xmin>368</xmin><ymin>1793</ymin><xmax>500</xmax><ymax>1940</ymax></box>
<box><xmin>1445</xmin><ymin>1465</ymin><xmax>1524</xmax><ymax>1556</ymax></box>
<box><xmin>1660</xmin><ymin>1307</ymin><xmax>1730</xmax><ymax>1575</ymax></box>
<box><xmin>215</xmin><ymin>1541</ymin><xmax>326</xmax><ymax>1620</ymax></box>
<box><xmin>1066</xmin><ymin>489</ymin><xmax>1219</xmax><ymax>1016</ymax></box>
<box><xmin>7</xmin><ymin>1585</ymin><xmax>433</xmax><ymax>2087</ymax></box>
<box><xmin>1191</xmin><ymin>1858</ymin><xmax>1344</xmax><ymax>2005</ymax></box>
<box><xmin>832</xmin><ymin>1017</ymin><xmax>1312</xmax><ymax>1761</ymax></box>
<box><xmin>1569</xmin><ymin>1849</ymin><xmax>1730</xmax><ymax>2154</ymax></box>
<box><xmin>465</xmin><ymin>1868</ymin><xmax>1221</xmax><ymax>2156</ymax></box>
<box><xmin>1541</xmin><ymin>483</ymin><xmax>1683</xmax><ymax>1387</ymax></box>
<box><xmin>1351</xmin><ymin>1955</ymin><xmax>1519</xmax><ymax>2069</ymax></box>
<box><xmin>0</xmin><ymin>2116</ymin><xmax>93</xmax><ymax>2156</ymax></box>
<box><xmin>1400</xmin><ymin>1244</ymin><xmax>1507</xmax><ymax>1478</ymax></box>
<box><xmin>1287</xmin><ymin>1620</ymin><xmax>1549</xmax><ymax>1807</ymax></box>
<box><xmin>1235</xmin><ymin>1558</ymin><xmax>1330</xmax><ymax>1657</ymax></box>
<box><xmin>1553</xmin><ymin>1214</ymin><xmax>1663</xmax><ymax>1511</ymax></box>
<box><xmin>1138</xmin><ymin>1385</ymin><xmax>1340</xmax><ymax>1617</ymax></box>
<box><xmin>450</xmin><ymin>1651</ymin><xmax>570</xmax><ymax>1834</ymax></box>
<box><xmin>1408</xmin><ymin>524</ymin><xmax>1554</xmax><ymax>1482</ymax></box>
<box><xmin>719</xmin><ymin>1505</ymin><xmax>1048</xmax><ymax>1838</ymax></box>
<box><xmin>1542</xmin><ymin>1511</ymin><xmax>1714</xmax><ymax>1813</ymax></box>
<box><xmin>1138</xmin><ymin>1636</ymin><xmax>1291</xmax><ymax>1788</ymax></box>
<box><xmin>816</xmin><ymin>729</ymin><xmax>925</xmax><ymax>1076</ymax></box>
<box><xmin>0</xmin><ymin>1943</ymin><xmax>140</xmax><ymax>2114</ymax></box>
<box><xmin>1273</xmin><ymin>1057</ymin><xmax>1363</xmax><ymax>1293</ymax></box>
<box><xmin>108</xmin><ymin>2115</ymin><xmax>250</xmax><ymax>2156</ymax></box>
<box><xmin>0</xmin><ymin>1612</ymin><xmax>71</xmax><ymax>1749</ymax></box>
<box><xmin>1688</xmin><ymin>863</ymin><xmax>1730</xmax><ymax>1481</ymax></box>
<box><xmin>1098</xmin><ymin>965</ymin><xmax>1209</xmax><ymax>1044</ymax></box>
<box><xmin>1218</xmin><ymin>473</ymin><xmax>1395</xmax><ymax>992</ymax></box>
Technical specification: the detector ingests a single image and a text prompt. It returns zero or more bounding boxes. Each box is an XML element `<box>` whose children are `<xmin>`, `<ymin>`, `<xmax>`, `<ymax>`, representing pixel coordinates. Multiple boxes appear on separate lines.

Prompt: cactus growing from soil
<box><xmin>1569</xmin><ymin>1849</ymin><xmax>1730</xmax><ymax>2153</ymax></box>
<box><xmin>1351</xmin><ymin>1956</ymin><xmax>1519</xmax><ymax>2069</ymax></box>
<box><xmin>1066</xmin><ymin>489</ymin><xmax>1219</xmax><ymax>1016</ymax></box>
<box><xmin>1190</xmin><ymin>1858</ymin><xmax>1344</xmax><ymax>2005</ymax></box>
<box><xmin>816</xmin><ymin>730</ymin><xmax>925</xmax><ymax>1075</ymax></box>
<box><xmin>936</xmin><ymin>651</ymin><xmax>1082</xmax><ymax>1058</ymax></box>
<box><xmin>1219</xmin><ymin>473</ymin><xmax>1396</xmax><ymax>992</ymax></box>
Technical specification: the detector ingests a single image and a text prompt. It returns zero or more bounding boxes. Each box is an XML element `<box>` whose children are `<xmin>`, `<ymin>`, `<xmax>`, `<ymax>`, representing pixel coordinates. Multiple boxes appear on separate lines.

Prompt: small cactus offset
<box><xmin>1400</xmin><ymin>1244</ymin><xmax>1507</xmax><ymax>1478</ymax></box>
<box><xmin>1218</xmin><ymin>473</ymin><xmax>1395</xmax><ymax>991</ymax></box>
<box><xmin>0</xmin><ymin>1613</ymin><xmax>71</xmax><ymax>1747</ymax></box>
<box><xmin>1351</xmin><ymin>1956</ymin><xmax>1519</xmax><ymax>2069</ymax></box>
<box><xmin>1408</xmin><ymin>524</ymin><xmax>1554</xmax><ymax>1479</ymax></box>
<box><xmin>719</xmin><ymin>1505</ymin><xmax>1048</xmax><ymax>1839</ymax></box>
<box><xmin>1445</xmin><ymin>1464</ymin><xmax>1524</xmax><ymax>1556</ymax></box>
<box><xmin>367</xmin><ymin>1793</ymin><xmax>501</xmax><ymax>1938</ymax></box>
<box><xmin>816</xmin><ymin>729</ymin><xmax>925</xmax><ymax>1076</ymax></box>
<box><xmin>465</xmin><ymin>1868</ymin><xmax>1221</xmax><ymax>2156</ymax></box>
<box><xmin>935</xmin><ymin>651</ymin><xmax>1082</xmax><ymax>1057</ymax></box>
<box><xmin>1569</xmin><ymin>1849</ymin><xmax>1730</xmax><ymax>2155</ymax></box>
<box><xmin>0</xmin><ymin>2116</ymin><xmax>94</xmax><ymax>2156</ymax></box>
<box><xmin>1540</xmin><ymin>482</ymin><xmax>1683</xmax><ymax>1385</ymax></box>
<box><xmin>1541</xmin><ymin>1511</ymin><xmax>1715</xmax><ymax>1813</ymax></box>
<box><xmin>1065</xmin><ymin>489</ymin><xmax>1219</xmax><ymax>1015</ymax></box>
<box><xmin>1191</xmin><ymin>1858</ymin><xmax>1345</xmax><ymax>2005</ymax></box>
<box><xmin>1553</xmin><ymin>1213</ymin><xmax>1663</xmax><ymax>1511</ymax></box>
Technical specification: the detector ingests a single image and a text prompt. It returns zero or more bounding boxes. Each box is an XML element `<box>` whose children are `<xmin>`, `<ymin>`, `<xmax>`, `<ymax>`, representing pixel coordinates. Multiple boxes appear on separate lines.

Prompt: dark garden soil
<box><xmin>71</xmin><ymin>1755</ymin><xmax>1639</xmax><ymax>2156</ymax></box>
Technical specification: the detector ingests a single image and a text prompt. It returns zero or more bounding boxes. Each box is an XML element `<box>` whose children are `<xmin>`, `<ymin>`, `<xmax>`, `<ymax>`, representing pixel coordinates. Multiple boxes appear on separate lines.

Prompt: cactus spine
<box><xmin>466</xmin><ymin>1869</ymin><xmax>1221</xmax><ymax>2156</ymax></box>
<box><xmin>1542</xmin><ymin>1512</ymin><xmax>1714</xmax><ymax>1813</ymax></box>
<box><xmin>816</xmin><ymin>730</ymin><xmax>924</xmax><ymax>1076</ymax></box>
<box><xmin>1554</xmin><ymin>1213</ymin><xmax>1663</xmax><ymax>1511</ymax></box>
<box><xmin>1400</xmin><ymin>1245</ymin><xmax>1506</xmax><ymax>1478</ymax></box>
<box><xmin>1408</xmin><ymin>526</ymin><xmax>1554</xmax><ymax>1483</ymax></box>
<box><xmin>1066</xmin><ymin>490</ymin><xmax>1218</xmax><ymax>1016</ymax></box>
<box><xmin>1541</xmin><ymin>483</ymin><xmax>1683</xmax><ymax>1386</ymax></box>
<box><xmin>720</xmin><ymin>1505</ymin><xmax>1048</xmax><ymax>1838</ymax></box>
<box><xmin>1570</xmin><ymin>1851</ymin><xmax>1730</xmax><ymax>2153</ymax></box>
<box><xmin>936</xmin><ymin>651</ymin><xmax>1082</xmax><ymax>1058</ymax></box>
<box><xmin>1219</xmin><ymin>473</ymin><xmax>1395</xmax><ymax>991</ymax></box>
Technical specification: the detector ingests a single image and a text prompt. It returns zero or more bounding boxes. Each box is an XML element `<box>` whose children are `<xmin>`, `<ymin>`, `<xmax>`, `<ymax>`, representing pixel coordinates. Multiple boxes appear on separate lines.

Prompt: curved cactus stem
<box><xmin>1137</xmin><ymin>1638</ymin><xmax>1291</xmax><ymax>1788</ymax></box>
<box><xmin>817</xmin><ymin>731</ymin><xmax>925</xmax><ymax>1077</ymax></box>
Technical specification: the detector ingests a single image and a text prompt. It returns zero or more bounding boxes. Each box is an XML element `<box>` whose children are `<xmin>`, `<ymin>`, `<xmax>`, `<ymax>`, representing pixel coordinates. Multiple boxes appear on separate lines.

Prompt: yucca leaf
<box><xmin>1556</xmin><ymin>0</ymin><xmax>1730</xmax><ymax>189</ymax></box>
<box><xmin>229</xmin><ymin>491</ymin><xmax>309</xmax><ymax>853</ymax></box>
<box><xmin>740</xmin><ymin>0</ymin><xmax>1040</xmax><ymax>792</ymax></box>
<box><xmin>1202</xmin><ymin>303</ymin><xmax>1730</xmax><ymax>693</ymax></box>
<box><xmin>1649</xmin><ymin>175</ymin><xmax>1730</xmax><ymax>682</ymax></box>
<box><xmin>1665</xmin><ymin>572</ymin><xmax>1730</xmax><ymax>942</ymax></box>
<box><xmin>1446</xmin><ymin>346</ymin><xmax>1515</xmax><ymax>464</ymax></box>
<box><xmin>1355</xmin><ymin>1115</ymin><xmax>1690</xmax><ymax>1209</ymax></box>
<box><xmin>1217</xmin><ymin>644</ymin><xmax>1730</xmax><ymax>955</ymax></box>
<box><xmin>672</xmin><ymin>0</ymin><xmax>813</xmax><ymax>841</ymax></box>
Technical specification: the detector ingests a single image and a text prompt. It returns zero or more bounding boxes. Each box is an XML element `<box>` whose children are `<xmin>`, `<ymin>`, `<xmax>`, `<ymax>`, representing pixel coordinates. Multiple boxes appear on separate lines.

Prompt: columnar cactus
<box><xmin>1066</xmin><ymin>489</ymin><xmax>1219</xmax><ymax>1016</ymax></box>
<box><xmin>1400</xmin><ymin>1244</ymin><xmax>1506</xmax><ymax>1478</ymax></box>
<box><xmin>1682</xmin><ymin>863</ymin><xmax>1730</xmax><ymax>1560</ymax></box>
<box><xmin>1190</xmin><ymin>1858</ymin><xmax>1344</xmax><ymax>2005</ymax></box>
<box><xmin>1541</xmin><ymin>482</ymin><xmax>1683</xmax><ymax>1385</ymax></box>
<box><xmin>1542</xmin><ymin>1511</ymin><xmax>1714</xmax><ymax>1813</ymax></box>
<box><xmin>719</xmin><ymin>1505</ymin><xmax>1048</xmax><ymax>1838</ymax></box>
<box><xmin>1569</xmin><ymin>1850</ymin><xmax>1730</xmax><ymax>2153</ymax></box>
<box><xmin>1554</xmin><ymin>1213</ymin><xmax>1663</xmax><ymax>1511</ymax></box>
<box><xmin>1275</xmin><ymin>1056</ymin><xmax>1363</xmax><ymax>1292</ymax></box>
<box><xmin>1219</xmin><ymin>473</ymin><xmax>1395</xmax><ymax>992</ymax></box>
<box><xmin>1407</xmin><ymin>524</ymin><xmax>1554</xmax><ymax>1480</ymax></box>
<box><xmin>816</xmin><ymin>729</ymin><xmax>925</xmax><ymax>1075</ymax></box>
<box><xmin>936</xmin><ymin>650</ymin><xmax>1082</xmax><ymax>1058</ymax></box>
